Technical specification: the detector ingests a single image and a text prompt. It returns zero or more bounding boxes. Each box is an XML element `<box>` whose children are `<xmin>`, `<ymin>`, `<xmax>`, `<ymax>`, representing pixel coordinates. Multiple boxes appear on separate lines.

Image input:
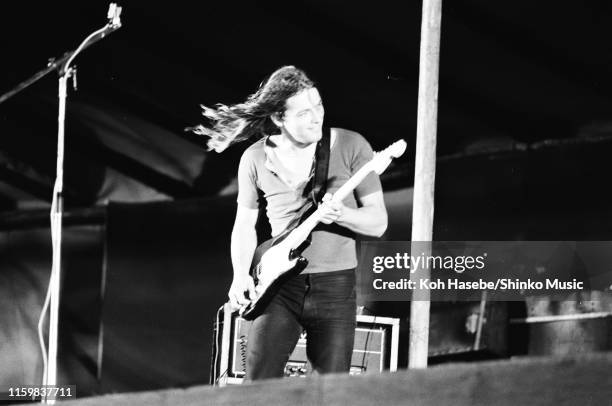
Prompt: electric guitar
<box><xmin>239</xmin><ymin>139</ymin><xmax>407</xmax><ymax>320</ymax></box>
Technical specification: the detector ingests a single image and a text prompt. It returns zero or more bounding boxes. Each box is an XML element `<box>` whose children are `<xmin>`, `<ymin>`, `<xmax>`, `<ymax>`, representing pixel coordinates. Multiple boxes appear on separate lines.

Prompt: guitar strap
<box><xmin>310</xmin><ymin>127</ymin><xmax>331</xmax><ymax>204</ymax></box>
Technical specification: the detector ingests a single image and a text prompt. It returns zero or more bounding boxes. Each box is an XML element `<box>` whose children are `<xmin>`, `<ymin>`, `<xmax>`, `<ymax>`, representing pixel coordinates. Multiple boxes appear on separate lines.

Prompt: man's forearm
<box><xmin>336</xmin><ymin>205</ymin><xmax>387</xmax><ymax>237</ymax></box>
<box><xmin>230</xmin><ymin>228</ymin><xmax>257</xmax><ymax>277</ymax></box>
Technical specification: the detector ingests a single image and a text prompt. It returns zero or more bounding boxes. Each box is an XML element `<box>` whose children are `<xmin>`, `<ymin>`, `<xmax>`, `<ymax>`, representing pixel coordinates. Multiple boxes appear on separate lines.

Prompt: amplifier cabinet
<box><xmin>213</xmin><ymin>303</ymin><xmax>399</xmax><ymax>386</ymax></box>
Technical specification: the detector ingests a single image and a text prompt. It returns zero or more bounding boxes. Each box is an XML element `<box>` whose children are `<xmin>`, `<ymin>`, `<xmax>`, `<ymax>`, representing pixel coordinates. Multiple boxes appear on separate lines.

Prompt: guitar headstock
<box><xmin>107</xmin><ymin>3</ymin><xmax>122</xmax><ymax>28</ymax></box>
<box><xmin>370</xmin><ymin>139</ymin><xmax>407</xmax><ymax>174</ymax></box>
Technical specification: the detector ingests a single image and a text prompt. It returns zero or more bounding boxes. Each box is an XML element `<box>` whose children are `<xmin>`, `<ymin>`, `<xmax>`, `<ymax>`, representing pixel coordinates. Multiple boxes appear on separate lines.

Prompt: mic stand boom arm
<box><xmin>0</xmin><ymin>3</ymin><xmax>122</xmax><ymax>105</ymax></box>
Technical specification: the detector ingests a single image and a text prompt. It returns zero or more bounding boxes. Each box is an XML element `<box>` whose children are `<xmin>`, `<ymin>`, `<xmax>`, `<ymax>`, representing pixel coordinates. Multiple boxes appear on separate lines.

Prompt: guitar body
<box><xmin>239</xmin><ymin>233</ymin><xmax>311</xmax><ymax>321</ymax></box>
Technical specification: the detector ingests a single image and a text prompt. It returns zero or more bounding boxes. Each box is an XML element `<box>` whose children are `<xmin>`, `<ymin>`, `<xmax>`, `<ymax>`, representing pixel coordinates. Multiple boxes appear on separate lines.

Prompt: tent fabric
<box><xmin>0</xmin><ymin>226</ymin><xmax>104</xmax><ymax>394</ymax></box>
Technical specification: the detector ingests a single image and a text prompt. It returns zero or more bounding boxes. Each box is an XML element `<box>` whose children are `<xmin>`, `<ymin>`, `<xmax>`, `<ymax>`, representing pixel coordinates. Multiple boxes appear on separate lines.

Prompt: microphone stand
<box><xmin>0</xmin><ymin>4</ymin><xmax>125</xmax><ymax>404</ymax></box>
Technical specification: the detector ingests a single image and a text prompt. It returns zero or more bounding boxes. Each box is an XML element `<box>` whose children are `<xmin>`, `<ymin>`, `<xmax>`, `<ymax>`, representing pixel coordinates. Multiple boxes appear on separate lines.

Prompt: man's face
<box><xmin>278</xmin><ymin>87</ymin><xmax>324</xmax><ymax>145</ymax></box>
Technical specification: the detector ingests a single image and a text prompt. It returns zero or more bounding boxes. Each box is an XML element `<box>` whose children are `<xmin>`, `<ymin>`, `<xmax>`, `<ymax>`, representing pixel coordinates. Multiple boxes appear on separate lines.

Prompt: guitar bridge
<box><xmin>253</xmin><ymin>263</ymin><xmax>261</xmax><ymax>284</ymax></box>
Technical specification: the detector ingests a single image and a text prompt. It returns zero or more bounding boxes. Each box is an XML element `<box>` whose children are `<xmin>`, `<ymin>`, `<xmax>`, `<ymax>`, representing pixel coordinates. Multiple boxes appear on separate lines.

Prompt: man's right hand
<box><xmin>318</xmin><ymin>193</ymin><xmax>343</xmax><ymax>224</ymax></box>
<box><xmin>228</xmin><ymin>274</ymin><xmax>256</xmax><ymax>312</ymax></box>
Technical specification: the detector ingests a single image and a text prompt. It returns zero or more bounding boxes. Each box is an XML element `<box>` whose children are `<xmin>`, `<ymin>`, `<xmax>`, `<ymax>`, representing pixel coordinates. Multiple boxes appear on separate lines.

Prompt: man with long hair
<box><xmin>193</xmin><ymin>66</ymin><xmax>387</xmax><ymax>380</ymax></box>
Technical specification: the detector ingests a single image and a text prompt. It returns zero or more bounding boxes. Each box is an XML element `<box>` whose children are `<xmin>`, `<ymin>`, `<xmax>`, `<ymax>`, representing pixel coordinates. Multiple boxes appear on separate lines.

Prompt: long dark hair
<box><xmin>189</xmin><ymin>66</ymin><xmax>315</xmax><ymax>152</ymax></box>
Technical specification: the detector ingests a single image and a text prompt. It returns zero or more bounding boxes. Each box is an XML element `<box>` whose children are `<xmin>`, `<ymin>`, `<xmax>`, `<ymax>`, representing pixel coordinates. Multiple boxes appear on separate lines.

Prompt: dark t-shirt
<box><xmin>237</xmin><ymin>128</ymin><xmax>382</xmax><ymax>273</ymax></box>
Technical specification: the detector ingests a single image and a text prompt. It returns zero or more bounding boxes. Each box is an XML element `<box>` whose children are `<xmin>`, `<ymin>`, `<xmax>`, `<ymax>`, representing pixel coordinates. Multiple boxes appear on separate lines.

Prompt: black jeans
<box><xmin>245</xmin><ymin>269</ymin><xmax>356</xmax><ymax>381</ymax></box>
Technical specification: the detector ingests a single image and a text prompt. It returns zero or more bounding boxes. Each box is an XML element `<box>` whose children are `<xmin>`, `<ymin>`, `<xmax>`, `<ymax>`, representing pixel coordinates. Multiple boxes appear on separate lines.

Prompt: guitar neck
<box><xmin>330</xmin><ymin>163</ymin><xmax>372</xmax><ymax>203</ymax></box>
<box><xmin>282</xmin><ymin>163</ymin><xmax>372</xmax><ymax>250</ymax></box>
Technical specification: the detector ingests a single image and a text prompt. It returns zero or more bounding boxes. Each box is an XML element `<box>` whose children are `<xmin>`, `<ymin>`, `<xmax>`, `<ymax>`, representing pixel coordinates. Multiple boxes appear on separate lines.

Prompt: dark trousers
<box><xmin>245</xmin><ymin>269</ymin><xmax>356</xmax><ymax>381</ymax></box>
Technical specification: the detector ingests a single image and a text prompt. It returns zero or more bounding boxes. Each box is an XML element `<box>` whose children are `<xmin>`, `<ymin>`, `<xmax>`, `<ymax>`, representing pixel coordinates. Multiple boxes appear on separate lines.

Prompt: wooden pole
<box><xmin>409</xmin><ymin>0</ymin><xmax>442</xmax><ymax>369</ymax></box>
